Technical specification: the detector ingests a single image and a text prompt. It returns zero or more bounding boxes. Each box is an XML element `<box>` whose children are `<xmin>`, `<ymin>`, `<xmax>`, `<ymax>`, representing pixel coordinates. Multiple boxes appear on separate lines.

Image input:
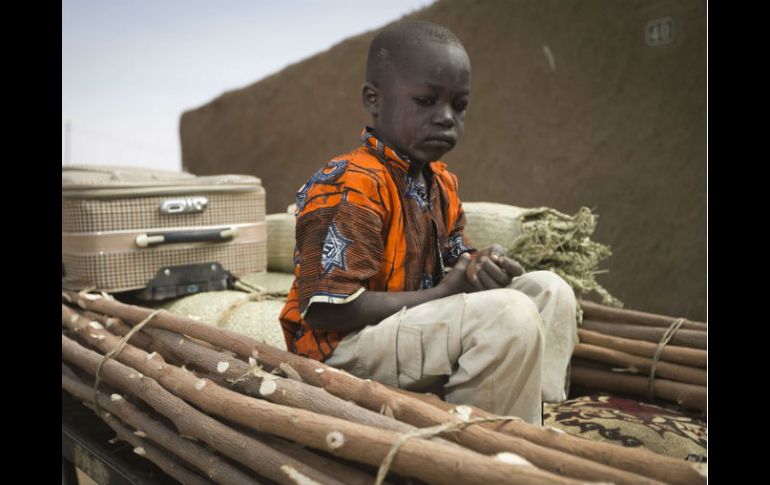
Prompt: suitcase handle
<box><xmin>135</xmin><ymin>227</ymin><xmax>237</xmax><ymax>247</ymax></box>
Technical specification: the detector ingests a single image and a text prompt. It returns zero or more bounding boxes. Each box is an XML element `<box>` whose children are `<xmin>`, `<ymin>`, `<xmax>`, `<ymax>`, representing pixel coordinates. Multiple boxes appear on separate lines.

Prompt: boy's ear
<box><xmin>362</xmin><ymin>82</ymin><xmax>380</xmax><ymax>116</ymax></box>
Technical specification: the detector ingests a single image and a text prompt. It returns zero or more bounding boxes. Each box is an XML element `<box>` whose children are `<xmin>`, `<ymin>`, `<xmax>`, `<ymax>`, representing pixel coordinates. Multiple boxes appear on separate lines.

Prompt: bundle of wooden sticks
<box><xmin>572</xmin><ymin>301</ymin><xmax>707</xmax><ymax>414</ymax></box>
<box><xmin>61</xmin><ymin>291</ymin><xmax>706</xmax><ymax>485</ymax></box>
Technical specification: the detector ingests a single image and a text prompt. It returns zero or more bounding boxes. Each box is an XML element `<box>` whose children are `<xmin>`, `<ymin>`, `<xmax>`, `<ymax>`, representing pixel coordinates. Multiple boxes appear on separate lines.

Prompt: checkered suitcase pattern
<box><xmin>62</xmin><ymin>165</ymin><xmax>267</xmax><ymax>293</ymax></box>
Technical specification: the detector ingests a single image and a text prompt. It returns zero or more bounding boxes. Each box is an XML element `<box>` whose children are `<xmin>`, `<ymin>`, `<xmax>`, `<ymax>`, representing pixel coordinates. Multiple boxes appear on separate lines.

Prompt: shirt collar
<box><xmin>360</xmin><ymin>127</ymin><xmax>413</xmax><ymax>173</ymax></box>
<box><xmin>360</xmin><ymin>127</ymin><xmax>449</xmax><ymax>176</ymax></box>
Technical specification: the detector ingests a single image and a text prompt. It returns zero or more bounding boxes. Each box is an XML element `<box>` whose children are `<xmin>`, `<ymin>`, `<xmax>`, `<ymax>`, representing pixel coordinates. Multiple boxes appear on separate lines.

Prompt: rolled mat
<box><xmin>266</xmin><ymin>213</ymin><xmax>296</xmax><ymax>273</ymax></box>
<box><xmin>160</xmin><ymin>290</ymin><xmax>287</xmax><ymax>351</ymax></box>
<box><xmin>239</xmin><ymin>271</ymin><xmax>295</xmax><ymax>295</ymax></box>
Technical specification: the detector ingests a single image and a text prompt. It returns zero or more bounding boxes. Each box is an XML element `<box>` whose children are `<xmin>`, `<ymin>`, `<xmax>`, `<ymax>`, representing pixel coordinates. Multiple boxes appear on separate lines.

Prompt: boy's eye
<box><xmin>454</xmin><ymin>99</ymin><xmax>469</xmax><ymax>112</ymax></box>
<box><xmin>413</xmin><ymin>96</ymin><xmax>435</xmax><ymax>107</ymax></box>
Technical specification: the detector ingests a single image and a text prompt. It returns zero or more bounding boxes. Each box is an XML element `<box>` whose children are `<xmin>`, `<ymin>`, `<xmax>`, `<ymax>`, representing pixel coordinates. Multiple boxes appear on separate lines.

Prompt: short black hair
<box><xmin>366</xmin><ymin>20</ymin><xmax>465</xmax><ymax>86</ymax></box>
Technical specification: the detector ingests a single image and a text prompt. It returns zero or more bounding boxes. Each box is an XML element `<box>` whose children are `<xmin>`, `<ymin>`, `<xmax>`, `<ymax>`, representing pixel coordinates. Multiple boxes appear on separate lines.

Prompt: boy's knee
<box><xmin>465</xmin><ymin>288</ymin><xmax>543</xmax><ymax>341</ymax></box>
<box><xmin>467</xmin><ymin>287</ymin><xmax>519</xmax><ymax>308</ymax></box>
<box><xmin>466</xmin><ymin>288</ymin><xmax>535</xmax><ymax>319</ymax></box>
<box><xmin>518</xmin><ymin>271</ymin><xmax>576</xmax><ymax>304</ymax></box>
<box><xmin>526</xmin><ymin>270</ymin><xmax>572</xmax><ymax>292</ymax></box>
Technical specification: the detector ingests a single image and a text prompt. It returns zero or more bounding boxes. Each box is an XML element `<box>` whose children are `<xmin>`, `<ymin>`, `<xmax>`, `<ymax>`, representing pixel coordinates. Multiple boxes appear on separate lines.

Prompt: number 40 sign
<box><xmin>645</xmin><ymin>17</ymin><xmax>675</xmax><ymax>46</ymax></box>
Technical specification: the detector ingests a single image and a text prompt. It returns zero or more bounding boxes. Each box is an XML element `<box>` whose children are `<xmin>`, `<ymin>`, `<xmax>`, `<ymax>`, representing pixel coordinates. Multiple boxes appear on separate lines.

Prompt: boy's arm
<box><xmin>305</xmin><ymin>253</ymin><xmax>475</xmax><ymax>331</ymax></box>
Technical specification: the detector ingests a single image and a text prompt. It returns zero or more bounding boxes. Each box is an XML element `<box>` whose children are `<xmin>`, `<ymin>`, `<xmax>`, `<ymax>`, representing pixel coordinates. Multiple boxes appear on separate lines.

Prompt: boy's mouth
<box><xmin>423</xmin><ymin>135</ymin><xmax>456</xmax><ymax>148</ymax></box>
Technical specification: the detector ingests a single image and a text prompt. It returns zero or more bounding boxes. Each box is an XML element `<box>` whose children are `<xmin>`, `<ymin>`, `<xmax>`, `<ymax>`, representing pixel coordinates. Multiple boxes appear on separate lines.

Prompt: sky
<box><xmin>62</xmin><ymin>0</ymin><xmax>433</xmax><ymax>172</ymax></box>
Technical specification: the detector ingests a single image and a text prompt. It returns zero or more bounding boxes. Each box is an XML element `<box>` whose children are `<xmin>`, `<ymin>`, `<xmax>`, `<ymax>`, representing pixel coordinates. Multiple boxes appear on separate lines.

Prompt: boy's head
<box><xmin>363</xmin><ymin>21</ymin><xmax>470</xmax><ymax>166</ymax></box>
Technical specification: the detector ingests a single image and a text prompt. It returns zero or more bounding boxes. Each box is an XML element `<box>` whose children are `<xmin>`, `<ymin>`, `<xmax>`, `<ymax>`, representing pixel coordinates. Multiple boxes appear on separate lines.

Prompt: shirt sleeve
<box><xmin>293</xmin><ymin>159</ymin><xmax>386</xmax><ymax>317</ymax></box>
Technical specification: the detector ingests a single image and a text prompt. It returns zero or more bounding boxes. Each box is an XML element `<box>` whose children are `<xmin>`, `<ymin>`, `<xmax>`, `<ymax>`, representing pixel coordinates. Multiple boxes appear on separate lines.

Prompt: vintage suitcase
<box><xmin>62</xmin><ymin>165</ymin><xmax>266</xmax><ymax>299</ymax></box>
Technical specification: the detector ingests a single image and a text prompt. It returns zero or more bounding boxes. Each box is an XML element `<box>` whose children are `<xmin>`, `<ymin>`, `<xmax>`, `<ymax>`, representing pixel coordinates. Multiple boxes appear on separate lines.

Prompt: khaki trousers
<box><xmin>324</xmin><ymin>271</ymin><xmax>577</xmax><ymax>425</ymax></box>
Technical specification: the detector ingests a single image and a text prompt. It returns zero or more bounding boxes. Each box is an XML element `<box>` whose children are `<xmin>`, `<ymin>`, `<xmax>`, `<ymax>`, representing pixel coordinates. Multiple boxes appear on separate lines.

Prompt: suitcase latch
<box><xmin>159</xmin><ymin>196</ymin><xmax>208</xmax><ymax>214</ymax></box>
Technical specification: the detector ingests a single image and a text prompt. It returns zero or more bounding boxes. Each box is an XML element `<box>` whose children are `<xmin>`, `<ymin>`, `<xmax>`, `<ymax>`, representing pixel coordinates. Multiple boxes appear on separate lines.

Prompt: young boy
<box><xmin>280</xmin><ymin>20</ymin><xmax>577</xmax><ymax>425</ymax></box>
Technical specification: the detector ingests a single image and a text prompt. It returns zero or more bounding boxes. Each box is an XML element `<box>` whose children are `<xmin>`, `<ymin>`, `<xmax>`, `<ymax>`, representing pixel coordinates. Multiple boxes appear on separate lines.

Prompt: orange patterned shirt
<box><xmin>279</xmin><ymin>128</ymin><xmax>475</xmax><ymax>361</ymax></box>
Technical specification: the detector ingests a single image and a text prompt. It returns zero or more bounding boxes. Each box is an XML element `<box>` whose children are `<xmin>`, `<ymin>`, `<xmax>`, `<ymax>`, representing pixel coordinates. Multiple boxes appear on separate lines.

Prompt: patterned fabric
<box><xmin>543</xmin><ymin>394</ymin><xmax>707</xmax><ymax>461</ymax></box>
<box><xmin>295</xmin><ymin>160</ymin><xmax>348</xmax><ymax>213</ymax></box>
<box><xmin>444</xmin><ymin>231</ymin><xmax>473</xmax><ymax>266</ymax></box>
<box><xmin>419</xmin><ymin>273</ymin><xmax>434</xmax><ymax>290</ymax></box>
<box><xmin>320</xmin><ymin>222</ymin><xmax>352</xmax><ymax>273</ymax></box>
<box><xmin>405</xmin><ymin>175</ymin><xmax>430</xmax><ymax>210</ymax></box>
<box><xmin>279</xmin><ymin>127</ymin><xmax>475</xmax><ymax>361</ymax></box>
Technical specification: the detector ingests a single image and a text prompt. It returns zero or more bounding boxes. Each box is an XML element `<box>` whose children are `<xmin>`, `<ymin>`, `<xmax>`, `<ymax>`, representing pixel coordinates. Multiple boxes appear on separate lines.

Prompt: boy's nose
<box><xmin>432</xmin><ymin>104</ymin><xmax>455</xmax><ymax>127</ymax></box>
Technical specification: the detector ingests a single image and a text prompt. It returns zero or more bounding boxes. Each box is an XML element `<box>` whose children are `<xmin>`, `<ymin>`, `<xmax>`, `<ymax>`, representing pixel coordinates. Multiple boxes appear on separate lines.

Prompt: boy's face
<box><xmin>367</xmin><ymin>41</ymin><xmax>471</xmax><ymax>166</ymax></box>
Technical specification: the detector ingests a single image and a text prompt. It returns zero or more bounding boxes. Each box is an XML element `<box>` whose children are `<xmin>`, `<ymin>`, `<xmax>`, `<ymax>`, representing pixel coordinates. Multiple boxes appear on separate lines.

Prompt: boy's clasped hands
<box><xmin>440</xmin><ymin>244</ymin><xmax>525</xmax><ymax>294</ymax></box>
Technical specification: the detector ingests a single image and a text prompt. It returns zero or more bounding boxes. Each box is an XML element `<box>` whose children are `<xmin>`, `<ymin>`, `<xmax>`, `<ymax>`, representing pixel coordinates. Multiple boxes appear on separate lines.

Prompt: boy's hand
<box><xmin>438</xmin><ymin>252</ymin><xmax>476</xmax><ymax>295</ymax></box>
<box><xmin>466</xmin><ymin>245</ymin><xmax>524</xmax><ymax>291</ymax></box>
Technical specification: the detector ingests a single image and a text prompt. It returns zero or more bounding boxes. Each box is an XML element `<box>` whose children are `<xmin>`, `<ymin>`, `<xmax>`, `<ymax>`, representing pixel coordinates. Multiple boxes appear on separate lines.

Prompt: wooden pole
<box><xmin>102</xmin><ymin>414</ymin><xmax>211</xmax><ymax>485</ymax></box>
<box><xmin>61</xmin><ymin>336</ymin><xmax>344</xmax><ymax>485</ymax></box>
<box><xmin>390</xmin><ymin>387</ymin><xmax>706</xmax><ymax>485</ymax></box>
<box><xmin>582</xmin><ymin>320</ymin><xmax>706</xmax><ymax>349</ymax></box>
<box><xmin>244</xmin><ymin>430</ymin><xmax>379</xmax><ymax>485</ymax></box>
<box><xmin>62</xmin><ymin>365</ymin><xmax>262</xmax><ymax>485</ymax></box>
<box><xmin>136</xmin><ymin>325</ymin><xmax>420</xmax><ymax>436</ymax></box>
<box><xmin>61</xmin><ymin>310</ymin><xmax>587</xmax><ymax>485</ymax></box>
<box><xmin>571</xmin><ymin>366</ymin><xmax>706</xmax><ymax>413</ymax></box>
<box><xmin>82</xmin><ymin>311</ymin><xmax>155</xmax><ymax>351</ymax></box>
<box><xmin>63</xmin><ymin>299</ymin><xmax>675</xmax><ymax>485</ymax></box>
<box><xmin>573</xmin><ymin>343</ymin><xmax>707</xmax><ymax>386</ymax></box>
<box><xmin>580</xmin><ymin>300</ymin><xmax>707</xmax><ymax>331</ymax></box>
<box><xmin>64</xmin><ymin>292</ymin><xmax>259</xmax><ymax>361</ymax></box>
<box><xmin>578</xmin><ymin>329</ymin><xmax>706</xmax><ymax>368</ymax></box>
<box><xmin>62</xmin><ymin>298</ymin><xmax>659</xmax><ymax>483</ymax></box>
